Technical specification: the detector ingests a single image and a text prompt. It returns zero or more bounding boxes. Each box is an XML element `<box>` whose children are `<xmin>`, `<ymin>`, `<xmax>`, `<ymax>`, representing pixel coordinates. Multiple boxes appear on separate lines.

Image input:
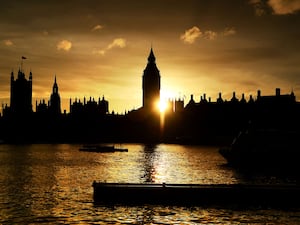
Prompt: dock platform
<box><xmin>92</xmin><ymin>182</ymin><xmax>300</xmax><ymax>206</ymax></box>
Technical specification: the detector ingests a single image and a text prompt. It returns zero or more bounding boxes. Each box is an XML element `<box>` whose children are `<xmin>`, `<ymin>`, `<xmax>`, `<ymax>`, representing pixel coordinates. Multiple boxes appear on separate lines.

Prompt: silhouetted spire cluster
<box><xmin>35</xmin><ymin>76</ymin><xmax>61</xmax><ymax>116</ymax></box>
<box><xmin>1</xmin><ymin>49</ymin><xmax>299</xmax><ymax>144</ymax></box>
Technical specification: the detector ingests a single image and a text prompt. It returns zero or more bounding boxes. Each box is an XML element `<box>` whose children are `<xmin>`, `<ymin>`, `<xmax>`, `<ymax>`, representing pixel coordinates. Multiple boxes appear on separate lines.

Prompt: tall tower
<box><xmin>10</xmin><ymin>69</ymin><xmax>33</xmax><ymax>115</ymax></box>
<box><xmin>49</xmin><ymin>76</ymin><xmax>61</xmax><ymax>115</ymax></box>
<box><xmin>142</xmin><ymin>48</ymin><xmax>161</xmax><ymax>110</ymax></box>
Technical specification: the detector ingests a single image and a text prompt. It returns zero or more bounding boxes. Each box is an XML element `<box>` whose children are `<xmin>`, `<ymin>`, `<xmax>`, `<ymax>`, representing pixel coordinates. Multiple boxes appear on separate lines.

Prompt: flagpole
<box><xmin>21</xmin><ymin>57</ymin><xmax>23</xmax><ymax>72</ymax></box>
<box><xmin>21</xmin><ymin>56</ymin><xmax>26</xmax><ymax>72</ymax></box>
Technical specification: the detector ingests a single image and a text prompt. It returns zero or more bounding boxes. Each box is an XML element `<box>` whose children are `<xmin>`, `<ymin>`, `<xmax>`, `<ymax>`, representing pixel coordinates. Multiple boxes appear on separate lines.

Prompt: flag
<box><xmin>22</xmin><ymin>56</ymin><xmax>27</xmax><ymax>59</ymax></box>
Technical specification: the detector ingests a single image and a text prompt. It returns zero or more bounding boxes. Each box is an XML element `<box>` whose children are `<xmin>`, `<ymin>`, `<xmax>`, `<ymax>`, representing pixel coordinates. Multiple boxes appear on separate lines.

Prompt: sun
<box><xmin>157</xmin><ymin>99</ymin><xmax>168</xmax><ymax>113</ymax></box>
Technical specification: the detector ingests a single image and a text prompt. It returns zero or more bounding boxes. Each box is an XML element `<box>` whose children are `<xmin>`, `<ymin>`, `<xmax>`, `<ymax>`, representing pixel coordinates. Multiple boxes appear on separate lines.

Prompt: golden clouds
<box><xmin>204</xmin><ymin>31</ymin><xmax>218</xmax><ymax>40</ymax></box>
<box><xmin>3</xmin><ymin>40</ymin><xmax>14</xmax><ymax>46</ymax></box>
<box><xmin>107</xmin><ymin>38</ymin><xmax>126</xmax><ymax>49</ymax></box>
<box><xmin>94</xmin><ymin>38</ymin><xmax>127</xmax><ymax>55</ymax></box>
<box><xmin>249</xmin><ymin>0</ymin><xmax>266</xmax><ymax>16</ymax></box>
<box><xmin>91</xmin><ymin>24</ymin><xmax>103</xmax><ymax>31</ymax></box>
<box><xmin>57</xmin><ymin>40</ymin><xmax>72</xmax><ymax>51</ymax></box>
<box><xmin>268</xmin><ymin>0</ymin><xmax>300</xmax><ymax>15</ymax></box>
<box><xmin>223</xmin><ymin>27</ymin><xmax>236</xmax><ymax>36</ymax></box>
<box><xmin>249</xmin><ymin>0</ymin><xmax>300</xmax><ymax>16</ymax></box>
<box><xmin>180</xmin><ymin>26</ymin><xmax>201</xmax><ymax>44</ymax></box>
<box><xmin>180</xmin><ymin>27</ymin><xmax>236</xmax><ymax>44</ymax></box>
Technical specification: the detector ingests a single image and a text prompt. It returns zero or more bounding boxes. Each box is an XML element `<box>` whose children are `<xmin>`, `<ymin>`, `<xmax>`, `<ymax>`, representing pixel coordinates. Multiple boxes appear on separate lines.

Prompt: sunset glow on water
<box><xmin>0</xmin><ymin>144</ymin><xmax>299</xmax><ymax>224</ymax></box>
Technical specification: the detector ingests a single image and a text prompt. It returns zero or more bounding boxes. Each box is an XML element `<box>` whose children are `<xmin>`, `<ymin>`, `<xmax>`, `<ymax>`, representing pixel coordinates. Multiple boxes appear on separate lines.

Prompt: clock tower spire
<box><xmin>142</xmin><ymin>48</ymin><xmax>161</xmax><ymax>111</ymax></box>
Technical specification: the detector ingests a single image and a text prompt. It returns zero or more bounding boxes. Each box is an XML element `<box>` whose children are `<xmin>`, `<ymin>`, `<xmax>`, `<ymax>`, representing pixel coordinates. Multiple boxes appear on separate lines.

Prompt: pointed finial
<box><xmin>148</xmin><ymin>47</ymin><xmax>156</xmax><ymax>62</ymax></box>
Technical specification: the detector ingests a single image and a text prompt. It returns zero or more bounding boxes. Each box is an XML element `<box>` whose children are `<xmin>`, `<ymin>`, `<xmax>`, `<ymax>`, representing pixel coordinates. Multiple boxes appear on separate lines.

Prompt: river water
<box><xmin>0</xmin><ymin>143</ymin><xmax>299</xmax><ymax>224</ymax></box>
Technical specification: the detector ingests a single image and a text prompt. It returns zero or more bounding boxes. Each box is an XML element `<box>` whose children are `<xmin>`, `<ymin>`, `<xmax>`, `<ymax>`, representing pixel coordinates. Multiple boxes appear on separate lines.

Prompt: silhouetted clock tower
<box><xmin>142</xmin><ymin>48</ymin><xmax>161</xmax><ymax>110</ymax></box>
<box><xmin>49</xmin><ymin>76</ymin><xmax>61</xmax><ymax>115</ymax></box>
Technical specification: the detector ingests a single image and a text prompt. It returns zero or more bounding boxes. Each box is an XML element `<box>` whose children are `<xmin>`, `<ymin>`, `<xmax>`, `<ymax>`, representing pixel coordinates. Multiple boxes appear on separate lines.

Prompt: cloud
<box><xmin>98</xmin><ymin>50</ymin><xmax>106</xmax><ymax>56</ymax></box>
<box><xmin>57</xmin><ymin>40</ymin><xmax>72</xmax><ymax>51</ymax></box>
<box><xmin>249</xmin><ymin>0</ymin><xmax>300</xmax><ymax>16</ymax></box>
<box><xmin>223</xmin><ymin>27</ymin><xmax>236</xmax><ymax>36</ymax></box>
<box><xmin>92</xmin><ymin>24</ymin><xmax>103</xmax><ymax>31</ymax></box>
<box><xmin>249</xmin><ymin>0</ymin><xmax>267</xmax><ymax>16</ymax></box>
<box><xmin>204</xmin><ymin>31</ymin><xmax>217</xmax><ymax>40</ymax></box>
<box><xmin>93</xmin><ymin>49</ymin><xmax>106</xmax><ymax>56</ymax></box>
<box><xmin>180</xmin><ymin>27</ymin><xmax>236</xmax><ymax>44</ymax></box>
<box><xmin>268</xmin><ymin>0</ymin><xmax>300</xmax><ymax>15</ymax></box>
<box><xmin>4</xmin><ymin>40</ymin><xmax>14</xmax><ymax>46</ymax></box>
<box><xmin>180</xmin><ymin>26</ymin><xmax>202</xmax><ymax>44</ymax></box>
<box><xmin>94</xmin><ymin>38</ymin><xmax>127</xmax><ymax>56</ymax></box>
<box><xmin>107</xmin><ymin>38</ymin><xmax>126</xmax><ymax>49</ymax></box>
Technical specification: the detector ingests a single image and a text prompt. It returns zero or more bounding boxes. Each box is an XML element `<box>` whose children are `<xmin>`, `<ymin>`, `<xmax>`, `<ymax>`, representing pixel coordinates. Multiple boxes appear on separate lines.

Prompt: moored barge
<box><xmin>79</xmin><ymin>145</ymin><xmax>128</xmax><ymax>153</ymax></box>
<box><xmin>92</xmin><ymin>182</ymin><xmax>300</xmax><ymax>206</ymax></box>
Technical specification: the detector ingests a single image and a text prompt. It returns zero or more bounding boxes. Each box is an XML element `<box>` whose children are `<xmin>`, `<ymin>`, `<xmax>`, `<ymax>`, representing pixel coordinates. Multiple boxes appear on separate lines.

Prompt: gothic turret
<box><xmin>10</xmin><ymin>69</ymin><xmax>33</xmax><ymax>115</ymax></box>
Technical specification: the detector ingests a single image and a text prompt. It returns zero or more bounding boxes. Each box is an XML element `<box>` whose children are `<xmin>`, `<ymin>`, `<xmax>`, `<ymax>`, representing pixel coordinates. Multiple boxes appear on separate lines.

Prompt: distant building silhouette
<box><xmin>174</xmin><ymin>98</ymin><xmax>184</xmax><ymax>112</ymax></box>
<box><xmin>69</xmin><ymin>96</ymin><xmax>108</xmax><ymax>116</ymax></box>
<box><xmin>256</xmin><ymin>88</ymin><xmax>296</xmax><ymax>105</ymax></box>
<box><xmin>142</xmin><ymin>48</ymin><xmax>160</xmax><ymax>111</ymax></box>
<box><xmin>1</xmin><ymin>50</ymin><xmax>300</xmax><ymax>145</ymax></box>
<box><xmin>10</xmin><ymin>69</ymin><xmax>33</xmax><ymax>115</ymax></box>
<box><xmin>36</xmin><ymin>76</ymin><xmax>62</xmax><ymax>116</ymax></box>
<box><xmin>36</xmin><ymin>99</ymin><xmax>48</xmax><ymax>114</ymax></box>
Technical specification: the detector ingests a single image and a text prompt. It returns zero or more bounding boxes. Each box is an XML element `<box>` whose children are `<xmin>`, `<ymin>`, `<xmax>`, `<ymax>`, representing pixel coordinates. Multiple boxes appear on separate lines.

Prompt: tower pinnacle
<box><xmin>148</xmin><ymin>47</ymin><xmax>156</xmax><ymax>63</ymax></box>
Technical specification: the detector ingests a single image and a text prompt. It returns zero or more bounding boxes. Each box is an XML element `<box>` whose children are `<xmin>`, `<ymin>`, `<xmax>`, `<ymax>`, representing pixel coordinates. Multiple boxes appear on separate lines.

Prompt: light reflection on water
<box><xmin>0</xmin><ymin>143</ymin><xmax>299</xmax><ymax>224</ymax></box>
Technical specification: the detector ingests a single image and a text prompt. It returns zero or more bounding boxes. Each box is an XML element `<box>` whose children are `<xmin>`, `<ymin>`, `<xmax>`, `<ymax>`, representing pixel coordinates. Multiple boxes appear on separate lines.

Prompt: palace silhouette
<box><xmin>1</xmin><ymin>48</ymin><xmax>300</xmax><ymax>144</ymax></box>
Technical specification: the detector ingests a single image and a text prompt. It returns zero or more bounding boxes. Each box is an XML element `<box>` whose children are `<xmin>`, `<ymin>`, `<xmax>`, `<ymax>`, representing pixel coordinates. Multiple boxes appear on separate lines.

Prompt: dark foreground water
<box><xmin>0</xmin><ymin>144</ymin><xmax>299</xmax><ymax>224</ymax></box>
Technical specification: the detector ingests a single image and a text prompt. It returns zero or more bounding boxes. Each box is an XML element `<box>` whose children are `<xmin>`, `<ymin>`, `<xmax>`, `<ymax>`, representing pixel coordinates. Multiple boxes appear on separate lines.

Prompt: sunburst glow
<box><xmin>157</xmin><ymin>99</ymin><xmax>168</xmax><ymax>113</ymax></box>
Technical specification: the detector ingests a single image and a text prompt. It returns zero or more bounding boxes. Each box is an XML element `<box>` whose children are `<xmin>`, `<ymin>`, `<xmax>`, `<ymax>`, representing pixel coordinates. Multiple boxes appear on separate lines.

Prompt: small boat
<box><xmin>79</xmin><ymin>144</ymin><xmax>128</xmax><ymax>153</ymax></box>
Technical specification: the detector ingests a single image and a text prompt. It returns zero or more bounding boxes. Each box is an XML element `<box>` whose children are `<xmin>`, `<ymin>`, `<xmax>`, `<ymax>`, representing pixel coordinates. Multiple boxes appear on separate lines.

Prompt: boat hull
<box><xmin>92</xmin><ymin>182</ymin><xmax>300</xmax><ymax>206</ymax></box>
<box><xmin>219</xmin><ymin>128</ymin><xmax>300</xmax><ymax>172</ymax></box>
<box><xmin>79</xmin><ymin>145</ymin><xmax>128</xmax><ymax>153</ymax></box>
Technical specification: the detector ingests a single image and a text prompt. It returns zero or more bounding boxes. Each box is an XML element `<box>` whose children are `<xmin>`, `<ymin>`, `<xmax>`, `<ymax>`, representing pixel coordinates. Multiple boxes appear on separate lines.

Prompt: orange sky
<box><xmin>1</xmin><ymin>0</ymin><xmax>300</xmax><ymax>113</ymax></box>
